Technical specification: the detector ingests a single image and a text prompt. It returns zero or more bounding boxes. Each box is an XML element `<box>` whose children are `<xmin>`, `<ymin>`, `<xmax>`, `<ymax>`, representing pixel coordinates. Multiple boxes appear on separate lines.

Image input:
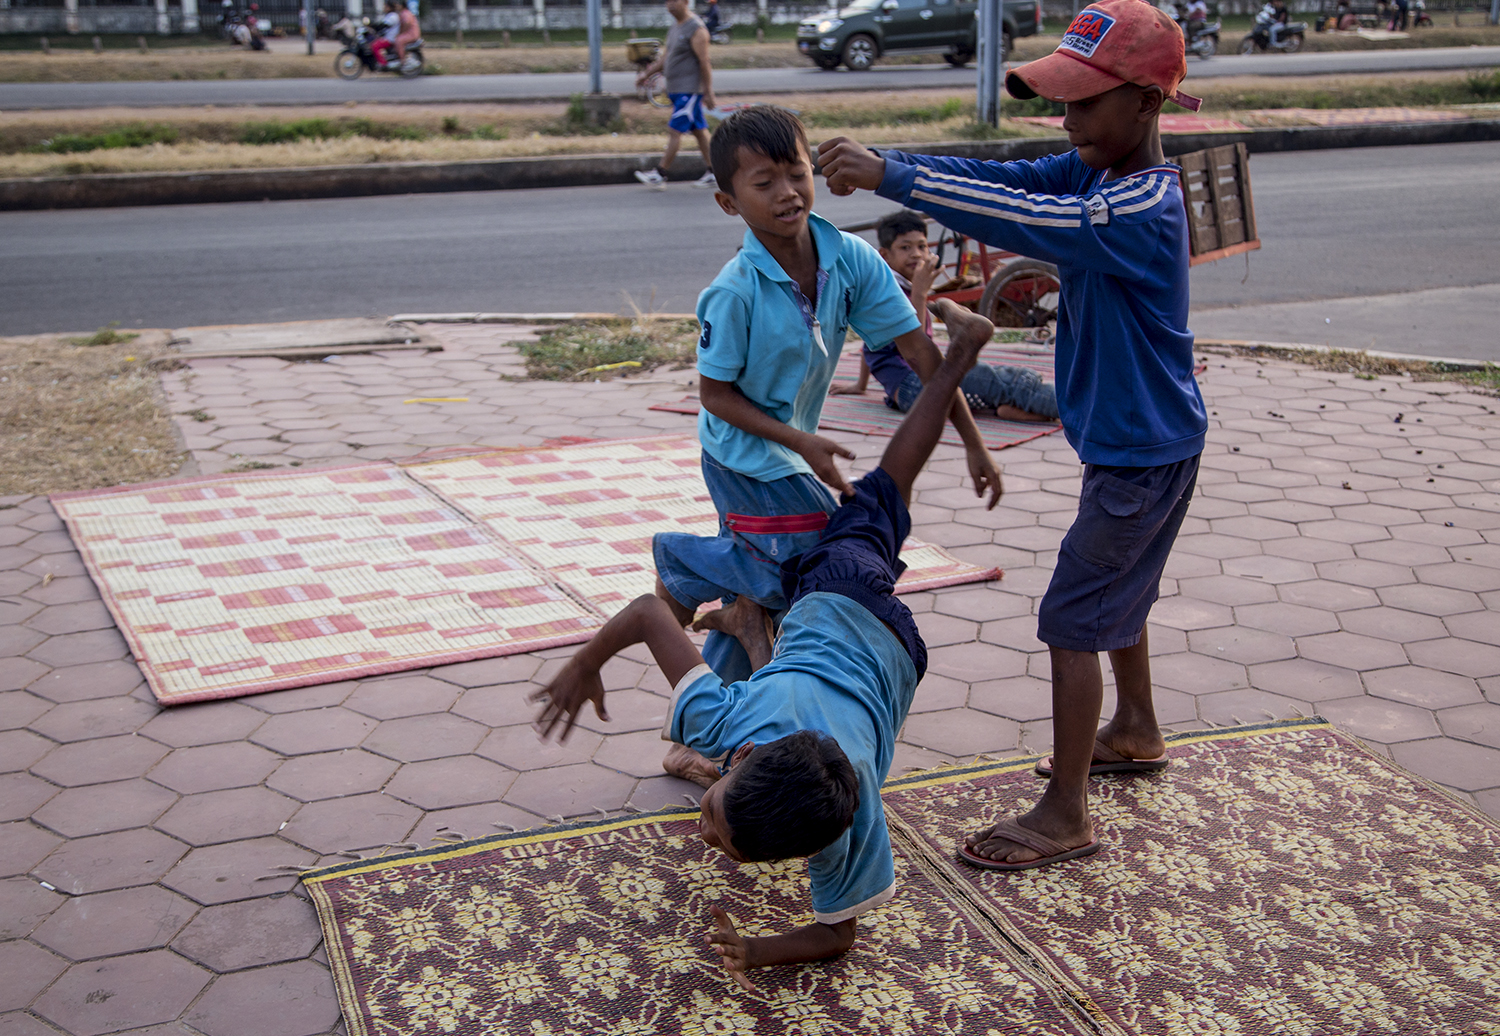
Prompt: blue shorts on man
<box><xmin>668</xmin><ymin>93</ymin><xmax>708</xmax><ymax>133</ymax></box>
<box><xmin>666</xmin><ymin>467</ymin><xmax>924</xmax><ymax>922</ymax></box>
<box><xmin>653</xmin><ymin>212</ymin><xmax>919</xmax><ymax>681</ymax></box>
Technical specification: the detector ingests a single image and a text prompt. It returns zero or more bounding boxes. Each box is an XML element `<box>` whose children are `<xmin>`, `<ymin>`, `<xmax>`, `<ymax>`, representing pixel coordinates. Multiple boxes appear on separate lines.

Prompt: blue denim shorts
<box><xmin>892</xmin><ymin>364</ymin><xmax>1059</xmax><ymax>421</ymax></box>
<box><xmin>780</xmin><ymin>468</ymin><xmax>927</xmax><ymax>679</ymax></box>
<box><xmin>1037</xmin><ymin>454</ymin><xmax>1200</xmax><ymax>653</ymax></box>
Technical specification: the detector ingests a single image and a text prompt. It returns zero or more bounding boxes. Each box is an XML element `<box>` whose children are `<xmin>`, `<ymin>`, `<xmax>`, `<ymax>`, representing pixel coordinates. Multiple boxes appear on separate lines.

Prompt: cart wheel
<box><xmin>334</xmin><ymin>50</ymin><xmax>363</xmax><ymax>79</ymax></box>
<box><xmin>646</xmin><ymin>72</ymin><xmax>669</xmax><ymax>108</ymax></box>
<box><xmin>978</xmin><ymin>258</ymin><xmax>1061</xmax><ymax>328</ymax></box>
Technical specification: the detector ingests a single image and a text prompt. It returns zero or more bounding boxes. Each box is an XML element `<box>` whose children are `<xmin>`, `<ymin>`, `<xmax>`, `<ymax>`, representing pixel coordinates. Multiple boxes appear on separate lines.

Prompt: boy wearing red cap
<box><xmin>819</xmin><ymin>0</ymin><xmax>1208</xmax><ymax>872</ymax></box>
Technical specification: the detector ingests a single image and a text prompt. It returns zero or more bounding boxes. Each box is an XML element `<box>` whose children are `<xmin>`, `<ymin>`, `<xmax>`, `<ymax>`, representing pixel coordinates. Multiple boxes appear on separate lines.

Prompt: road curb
<box><xmin>2</xmin><ymin>117</ymin><xmax>1497</xmax><ymax>210</ymax></box>
<box><xmin>1195</xmin><ymin>338</ymin><xmax>1494</xmax><ymax>371</ymax></box>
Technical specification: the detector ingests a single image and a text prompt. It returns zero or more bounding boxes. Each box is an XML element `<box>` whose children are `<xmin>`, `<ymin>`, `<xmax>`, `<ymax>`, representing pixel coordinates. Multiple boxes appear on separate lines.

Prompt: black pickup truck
<box><xmin>797</xmin><ymin>0</ymin><xmax>1042</xmax><ymax>71</ymax></box>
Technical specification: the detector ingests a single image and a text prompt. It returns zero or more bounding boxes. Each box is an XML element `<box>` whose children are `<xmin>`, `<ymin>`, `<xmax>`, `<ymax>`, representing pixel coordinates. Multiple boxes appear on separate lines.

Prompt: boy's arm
<box><xmin>892</xmin><ymin>327</ymin><xmax>1002</xmax><ymax>509</ymax></box>
<box><xmin>820</xmin><ymin>137</ymin><xmax>1162</xmax><ymax>277</ymax></box>
<box><xmin>700</xmin><ymin>375</ymin><xmax>856</xmax><ymax>497</ymax></box>
<box><xmin>531</xmin><ymin>594</ymin><xmax>704</xmax><ymax>742</ymax></box>
<box><xmin>828</xmin><ymin>358</ymin><xmax>870</xmax><ymax>396</ymax></box>
<box><xmin>707</xmin><ymin>906</ymin><xmax>856</xmax><ymax>991</ymax></box>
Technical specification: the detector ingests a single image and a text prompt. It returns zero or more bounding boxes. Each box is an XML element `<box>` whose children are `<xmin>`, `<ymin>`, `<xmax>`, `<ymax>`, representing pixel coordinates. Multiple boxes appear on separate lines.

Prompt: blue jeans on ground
<box><xmin>892</xmin><ymin>364</ymin><xmax>1059</xmax><ymax>420</ymax></box>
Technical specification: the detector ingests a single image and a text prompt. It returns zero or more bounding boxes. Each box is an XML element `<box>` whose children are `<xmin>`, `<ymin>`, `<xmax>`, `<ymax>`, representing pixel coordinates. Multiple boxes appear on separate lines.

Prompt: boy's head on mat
<box><xmin>708</xmin><ymin>106</ymin><xmax>814</xmax><ymax>238</ymax></box>
<box><xmin>696</xmin><ymin>730</ymin><xmax>859</xmax><ymax>862</ymax></box>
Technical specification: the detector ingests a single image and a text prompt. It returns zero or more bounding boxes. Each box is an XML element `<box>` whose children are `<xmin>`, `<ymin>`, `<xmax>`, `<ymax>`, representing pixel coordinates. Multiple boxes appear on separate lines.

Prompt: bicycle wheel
<box><xmin>646</xmin><ymin>72</ymin><xmax>669</xmax><ymax>108</ymax></box>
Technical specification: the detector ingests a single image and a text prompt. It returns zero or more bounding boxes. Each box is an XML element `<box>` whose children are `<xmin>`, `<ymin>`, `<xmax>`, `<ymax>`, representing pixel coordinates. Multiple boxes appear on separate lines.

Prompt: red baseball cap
<box><xmin>1005</xmin><ymin>0</ymin><xmax>1202</xmax><ymax>111</ymax></box>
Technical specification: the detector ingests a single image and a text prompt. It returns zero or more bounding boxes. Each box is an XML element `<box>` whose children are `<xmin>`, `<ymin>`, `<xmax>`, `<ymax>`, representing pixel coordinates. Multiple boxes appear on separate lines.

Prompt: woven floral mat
<box><xmin>304</xmin><ymin>720</ymin><xmax>1500</xmax><ymax>1036</ymax></box>
<box><xmin>883</xmin><ymin>719</ymin><xmax>1500</xmax><ymax>1034</ymax></box>
<box><xmin>53</xmin><ymin>438</ymin><xmax>996</xmax><ymax>705</ymax></box>
<box><xmin>651</xmin><ymin>345</ymin><xmax>1065</xmax><ymax>452</ymax></box>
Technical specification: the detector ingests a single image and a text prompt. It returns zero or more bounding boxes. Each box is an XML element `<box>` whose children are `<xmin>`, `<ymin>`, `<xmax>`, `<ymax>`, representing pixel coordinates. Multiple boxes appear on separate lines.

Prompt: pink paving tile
<box><xmin>1365</xmin><ymin>666</ymin><xmax>1483</xmax><ymax>710</ymax></box>
<box><xmin>0</xmin><ymin>658</ymin><xmax>50</xmax><ymax>694</ymax></box>
<box><xmin>361</xmin><ymin>713</ymin><xmax>487</xmax><ymax>762</ymax></box>
<box><xmin>250</xmin><ymin>710</ymin><xmax>377</xmax><ymax>756</ymax></box>
<box><xmin>901</xmin><ymin>709</ymin><xmax>1020</xmax><ymax>758</ymax></box>
<box><xmin>1150</xmin><ymin>651</ymin><xmax>1248</xmax><ymax>693</ymax></box>
<box><xmin>502</xmin><ymin>762</ymin><xmax>638</xmax><ymax>819</ymax></box>
<box><xmin>137</xmin><ymin>701</ymin><xmax>267</xmax><ymax>748</ymax></box>
<box><xmin>34</xmin><ymin>951</ymin><xmax>213</xmax><ymax>1036</ymax></box>
<box><xmin>1390</xmin><ymin>737</ymin><xmax>1500</xmax><ymax>793</ymax></box>
<box><xmin>0</xmin><ymin>691</ymin><xmax>53</xmax><ymax>731</ymax></box>
<box><xmin>172</xmin><ymin>894</ymin><xmax>323</xmax><ymax>973</ymax></box>
<box><xmin>1405</xmin><ymin>637</ymin><xmax>1500</xmax><ymax>679</ymax></box>
<box><xmin>265</xmin><ymin>749</ymin><xmax>400</xmax><ymax>802</ymax></box>
<box><xmin>0</xmin><ymin>729</ymin><xmax>52</xmax><ymax>773</ymax></box>
<box><xmin>27</xmin><ymin>695</ymin><xmax>156</xmax><ymax>743</ymax></box>
<box><xmin>1197</xmin><ymin>687</ymin><xmax>1312</xmax><ymax>727</ymax></box>
<box><xmin>925</xmin><ymin>641</ymin><xmax>1029</xmax><ymax>682</ymax></box>
<box><xmin>1319</xmin><ymin>695</ymin><xmax>1441</xmax><ymax>744</ymax></box>
<box><xmin>243</xmin><ymin>682</ymin><xmax>358</xmax><ymax>714</ymax></box>
<box><xmin>1377</xmin><ymin>582</ymin><xmax>1484</xmax><ymax>617</ymax></box>
<box><xmin>1177</xmin><ymin>574</ymin><xmax>1279</xmax><ymax>607</ymax></box>
<box><xmin>279</xmin><ymin>792</ymin><xmax>422</xmax><ymax>855</ymax></box>
<box><xmin>0</xmin><ymin>772</ymin><xmax>59</xmax><ymax>821</ymax></box>
<box><xmin>384</xmin><ymin>755</ymin><xmax>516</xmax><ymax>810</ymax></box>
<box><xmin>478</xmin><ymin>722</ymin><xmax>602</xmax><ymax>771</ymax></box>
<box><xmin>30</xmin><ymin>735</ymin><xmax>168</xmax><ymax>787</ymax></box>
<box><xmin>32</xmin><ymin>779</ymin><xmax>179</xmax><ymax>839</ymax></box>
<box><xmin>25</xmin><ymin>629</ymin><xmax>128</xmax><ymax>669</ymax></box>
<box><xmin>1278</xmin><ymin>580</ymin><xmax>1380</xmax><ymax>613</ymax></box>
<box><xmin>1337</xmin><ymin>606</ymin><xmax>1449</xmax><ymax>644</ymax></box>
<box><xmin>1145</xmin><ymin>597</ymin><xmax>1234</xmax><ymax>632</ymax></box>
<box><xmin>0</xmin><ymin>822</ymin><xmax>62</xmax><ymax>880</ymax></box>
<box><xmin>162</xmin><ymin>837</ymin><xmax>312</xmax><ymax>905</ymax></box>
<box><xmin>1296</xmin><ymin>631</ymin><xmax>1409</xmax><ymax>672</ymax></box>
<box><xmin>1186</xmin><ymin>625</ymin><xmax>1296</xmax><ymax>665</ymax></box>
<box><xmin>343</xmin><ymin>675</ymin><xmax>462</xmax><ymax>720</ymax></box>
<box><xmin>32</xmin><ymin>884</ymin><xmax>197</xmax><ymax>961</ymax></box>
<box><xmin>930</xmin><ymin>587</ymin><xmax>1034</xmax><ymax>623</ymax></box>
<box><xmin>1415</xmin><ymin>561</ymin><xmax>1500</xmax><ymax>593</ymax></box>
<box><xmin>148</xmin><ymin>742</ymin><xmax>282</xmax><ymax>794</ymax></box>
<box><xmin>0</xmin><ymin>940</ymin><xmax>67</xmax><ymax>1013</ymax></box>
<box><xmin>155</xmin><ymin>787</ymin><xmax>299</xmax><ymax>847</ymax></box>
<box><xmin>1436</xmin><ymin>702</ymin><xmax>1500</xmax><ymax>751</ymax></box>
<box><xmin>26</xmin><ymin>660</ymin><xmax>145</xmax><ymax>704</ymax></box>
<box><xmin>32</xmin><ymin>827</ymin><xmax>188</xmax><ymax>895</ymax></box>
<box><xmin>0</xmin><ymin>874</ymin><xmax>63</xmax><ymax>942</ymax></box>
<box><xmin>907</xmin><ymin>673</ymin><xmax>970</xmax><ymax>714</ymax></box>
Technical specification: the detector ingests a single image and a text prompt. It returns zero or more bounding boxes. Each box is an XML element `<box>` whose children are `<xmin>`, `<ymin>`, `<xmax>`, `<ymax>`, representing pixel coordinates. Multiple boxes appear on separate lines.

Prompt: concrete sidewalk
<box><xmin>2</xmin><ymin>322</ymin><xmax>1498</xmax><ymax>1035</ymax></box>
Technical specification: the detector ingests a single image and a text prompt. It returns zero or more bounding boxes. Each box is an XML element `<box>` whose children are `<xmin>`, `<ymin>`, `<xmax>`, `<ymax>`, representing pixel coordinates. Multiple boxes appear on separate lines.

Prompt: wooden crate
<box><xmin>1177</xmin><ymin>142</ymin><xmax>1261</xmax><ymax>266</ymax></box>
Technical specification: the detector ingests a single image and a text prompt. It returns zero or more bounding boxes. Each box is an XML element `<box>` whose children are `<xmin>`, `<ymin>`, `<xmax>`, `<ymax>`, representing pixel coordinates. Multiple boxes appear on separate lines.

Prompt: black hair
<box><xmin>708</xmin><ymin>106</ymin><xmax>809</xmax><ymax>196</ymax></box>
<box><xmin>720</xmin><ymin>730</ymin><xmax>859</xmax><ymax>862</ymax></box>
<box><xmin>876</xmin><ymin>209</ymin><xmax>928</xmax><ymax>249</ymax></box>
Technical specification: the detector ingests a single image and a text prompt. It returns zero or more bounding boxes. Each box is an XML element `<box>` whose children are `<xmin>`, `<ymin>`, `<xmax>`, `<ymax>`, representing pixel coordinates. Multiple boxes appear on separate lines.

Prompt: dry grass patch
<box><xmin>0</xmin><ymin>330</ymin><xmax>185</xmax><ymax>495</ymax></box>
<box><xmin>1225</xmin><ymin>345</ymin><xmax>1500</xmax><ymax>395</ymax></box>
<box><xmin>519</xmin><ymin>316</ymin><xmax>701</xmax><ymax>381</ymax></box>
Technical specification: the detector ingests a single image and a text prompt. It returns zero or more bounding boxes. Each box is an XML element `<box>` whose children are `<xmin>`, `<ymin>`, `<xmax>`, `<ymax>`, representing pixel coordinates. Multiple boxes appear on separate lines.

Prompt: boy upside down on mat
<box><xmin>533</xmin><ymin>299</ymin><xmax>995</xmax><ymax>991</ymax></box>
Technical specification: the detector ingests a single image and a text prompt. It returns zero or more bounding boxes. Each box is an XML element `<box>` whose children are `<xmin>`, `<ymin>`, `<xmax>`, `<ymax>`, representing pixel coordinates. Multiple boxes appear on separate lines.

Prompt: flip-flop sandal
<box><xmin>957</xmin><ymin>816</ymin><xmax>1102</xmax><ymax>872</ymax></box>
<box><xmin>1034</xmin><ymin>739</ymin><xmax>1169</xmax><ymax>778</ymax></box>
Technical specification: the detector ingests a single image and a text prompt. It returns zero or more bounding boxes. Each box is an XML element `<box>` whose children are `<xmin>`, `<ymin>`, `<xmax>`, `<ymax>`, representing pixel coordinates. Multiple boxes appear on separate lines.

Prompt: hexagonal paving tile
<box><xmin>1295</xmin><ymin>631</ymin><xmax>1409</xmax><ymax>672</ymax></box>
<box><xmin>900</xmin><ymin>708</ymin><xmax>1019</xmax><ymax>758</ymax></box>
<box><xmin>0</xmin><ymin>872</ymin><xmax>64</xmax><ymax>939</ymax></box>
<box><xmin>266</xmin><ymin>749</ymin><xmax>400</xmax><ymax>802</ymax></box>
<box><xmin>1364</xmin><ymin>666</ymin><xmax>1483</xmax><ymax>710</ymax></box>
<box><xmin>250</xmin><ymin>708</ymin><xmax>377</xmax><ymax>755</ymax></box>
<box><xmin>33</xmin><ymin>827</ymin><xmax>188</xmax><ymax>895</ymax></box>
<box><xmin>162</xmin><ymin>837</ymin><xmax>312</xmax><ymax>905</ymax></box>
<box><xmin>148</xmin><ymin>742</ymin><xmax>283</xmax><ymax>794</ymax></box>
<box><xmin>361</xmin><ymin>713</ymin><xmax>487</xmax><ymax>762</ymax></box>
<box><xmin>1436</xmin><ymin>702</ymin><xmax>1500</xmax><ymax>750</ymax></box>
<box><xmin>1150</xmin><ymin>652</ymin><xmax>1248</xmax><ymax>694</ymax></box>
<box><xmin>1405</xmin><ymin>638</ymin><xmax>1500</xmax><ymax>679</ymax></box>
<box><xmin>1391</xmin><ymin>737</ymin><xmax>1500</xmax><ymax>793</ymax></box>
<box><xmin>0</xmin><ymin>938</ymin><xmax>67</xmax><ymax>1013</ymax></box>
<box><xmin>925</xmin><ymin>642</ymin><xmax>1028</xmax><ymax>683</ymax></box>
<box><xmin>1187</xmin><ymin>626</ymin><xmax>1296</xmax><ymax>666</ymax></box>
<box><xmin>138</xmin><ymin>701</ymin><xmax>267</xmax><ymax>748</ymax></box>
<box><xmin>30</xmin><ymin>734</ymin><xmax>168</xmax><ymax>787</ymax></box>
<box><xmin>280</xmin><ymin>793</ymin><xmax>422</xmax><ymax>855</ymax></box>
<box><xmin>26</xmin><ymin>660</ymin><xmax>145</xmax><ymax>703</ymax></box>
<box><xmin>172</xmin><ymin>894</ymin><xmax>323</xmax><ymax>972</ymax></box>
<box><xmin>384</xmin><ymin>756</ymin><xmax>516</xmax><ymax>810</ymax></box>
<box><xmin>34</xmin><ymin>950</ymin><xmax>213</xmax><ymax>1036</ymax></box>
<box><xmin>503</xmin><ymin>762</ymin><xmax>638</xmax><ymax>819</ymax></box>
<box><xmin>154</xmin><ymin>787</ymin><xmax>300</xmax><ymax>846</ymax></box>
<box><xmin>32</xmin><ymin>884</ymin><xmax>197</xmax><ymax>961</ymax></box>
<box><xmin>343</xmin><ymin>675</ymin><xmax>463</xmax><ymax>720</ymax></box>
<box><xmin>1318</xmin><ymin>695</ymin><xmax>1440</xmax><ymax>743</ymax></box>
<box><xmin>1246</xmin><ymin>658</ymin><xmax>1364</xmax><ymax>703</ymax></box>
<box><xmin>183</xmin><ymin>958</ymin><xmax>340</xmax><ymax>1036</ymax></box>
<box><xmin>32</xmin><ymin>779</ymin><xmax>179</xmax><ymax>839</ymax></box>
<box><xmin>0</xmin><ymin>821</ymin><xmax>63</xmax><ymax>880</ymax></box>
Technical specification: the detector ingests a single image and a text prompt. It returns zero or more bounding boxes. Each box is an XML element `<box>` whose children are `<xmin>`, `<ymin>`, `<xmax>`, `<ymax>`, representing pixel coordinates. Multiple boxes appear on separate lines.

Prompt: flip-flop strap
<box><xmin>991</xmin><ymin>817</ymin><xmax>1073</xmax><ymax>858</ymax></box>
<box><xmin>1090</xmin><ymin>739</ymin><xmax>1130</xmax><ymax>765</ymax></box>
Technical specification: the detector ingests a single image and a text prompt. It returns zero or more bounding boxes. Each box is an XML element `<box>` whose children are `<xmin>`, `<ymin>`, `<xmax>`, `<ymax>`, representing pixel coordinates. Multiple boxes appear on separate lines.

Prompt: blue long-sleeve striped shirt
<box><xmin>877</xmin><ymin>148</ymin><xmax>1207</xmax><ymax>467</ymax></box>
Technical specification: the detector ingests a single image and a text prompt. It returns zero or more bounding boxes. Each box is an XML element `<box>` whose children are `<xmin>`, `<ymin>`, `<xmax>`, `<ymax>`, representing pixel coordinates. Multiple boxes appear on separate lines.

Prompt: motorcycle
<box><xmin>1238</xmin><ymin>3</ymin><xmax>1305</xmax><ymax>53</ymax></box>
<box><xmin>333</xmin><ymin>19</ymin><xmax>424</xmax><ymax>79</ymax></box>
<box><xmin>1184</xmin><ymin>17</ymin><xmax>1221</xmax><ymax>58</ymax></box>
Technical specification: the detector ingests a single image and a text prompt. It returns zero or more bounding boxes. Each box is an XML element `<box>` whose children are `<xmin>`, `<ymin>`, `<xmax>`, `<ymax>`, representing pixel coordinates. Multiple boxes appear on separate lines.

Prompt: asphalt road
<box><xmin>2</xmin><ymin>141</ymin><xmax>1496</xmax><ymax>359</ymax></box>
<box><xmin>3</xmin><ymin>45</ymin><xmax>1499</xmax><ymax>108</ymax></box>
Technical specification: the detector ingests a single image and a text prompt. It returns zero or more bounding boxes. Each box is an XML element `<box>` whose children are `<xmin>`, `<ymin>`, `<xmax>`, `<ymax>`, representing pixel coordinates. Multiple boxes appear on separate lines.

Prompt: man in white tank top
<box><xmin>634</xmin><ymin>0</ymin><xmax>719</xmax><ymax>190</ymax></box>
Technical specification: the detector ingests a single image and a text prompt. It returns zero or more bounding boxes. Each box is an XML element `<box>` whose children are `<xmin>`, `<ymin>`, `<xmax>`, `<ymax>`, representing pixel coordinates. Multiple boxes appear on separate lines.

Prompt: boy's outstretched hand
<box><xmin>796</xmin><ymin>432</ymin><xmax>856</xmax><ymax>498</ymax></box>
<box><xmin>817</xmin><ymin>137</ymin><xmax>885</xmax><ymax>196</ymax></box>
<box><xmin>707</xmin><ymin>905</ymin><xmax>757</xmax><ymax>992</ymax></box>
<box><xmin>529</xmin><ymin>657</ymin><xmax>608</xmax><ymax>743</ymax></box>
<box><xmin>966</xmin><ymin>444</ymin><xmax>1004</xmax><ymax>510</ymax></box>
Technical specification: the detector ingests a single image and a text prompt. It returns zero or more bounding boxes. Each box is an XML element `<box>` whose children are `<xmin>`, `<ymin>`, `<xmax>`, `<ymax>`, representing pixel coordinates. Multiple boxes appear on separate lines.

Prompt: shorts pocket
<box><xmin>1069</xmin><ymin>471</ymin><xmax>1151</xmax><ymax>570</ymax></box>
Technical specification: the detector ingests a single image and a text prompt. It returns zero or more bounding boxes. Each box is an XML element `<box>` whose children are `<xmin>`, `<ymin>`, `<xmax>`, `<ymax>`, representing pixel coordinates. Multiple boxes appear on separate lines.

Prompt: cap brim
<box><xmin>1004</xmin><ymin>50</ymin><xmax>1127</xmax><ymax>104</ymax></box>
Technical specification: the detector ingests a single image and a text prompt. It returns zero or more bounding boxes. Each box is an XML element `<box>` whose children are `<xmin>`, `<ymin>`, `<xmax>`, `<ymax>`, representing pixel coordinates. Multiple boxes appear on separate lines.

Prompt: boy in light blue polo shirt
<box><xmin>534</xmin><ymin>301</ymin><xmax>996</xmax><ymax>988</ymax></box>
<box><xmin>652</xmin><ymin>106</ymin><xmax>1001</xmax><ymax>710</ymax></box>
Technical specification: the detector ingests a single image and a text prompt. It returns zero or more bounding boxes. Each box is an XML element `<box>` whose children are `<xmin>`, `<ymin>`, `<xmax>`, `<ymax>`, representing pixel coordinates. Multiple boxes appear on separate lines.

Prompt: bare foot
<box><xmin>929</xmin><ymin>299</ymin><xmax>993</xmax><ymax>373</ymax></box>
<box><xmin>994</xmin><ymin>404</ymin><xmax>1053</xmax><ymax>423</ymax></box>
<box><xmin>1095</xmin><ymin>719</ymin><xmax>1166</xmax><ymax>766</ymax></box>
<box><xmin>663</xmin><ymin>743</ymin><xmax>722</xmax><ymax>789</ymax></box>
<box><xmin>963</xmin><ymin>805</ymin><xmax>1094</xmax><ymax>866</ymax></box>
<box><xmin>654</xmin><ymin>577</ymin><xmax>696</xmax><ymax>628</ymax></box>
<box><xmin>691</xmin><ymin>595</ymin><xmax>773</xmax><ymax>673</ymax></box>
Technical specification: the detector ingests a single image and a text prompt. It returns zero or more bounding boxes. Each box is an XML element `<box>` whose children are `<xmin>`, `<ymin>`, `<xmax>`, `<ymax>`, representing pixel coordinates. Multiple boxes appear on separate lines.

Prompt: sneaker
<box><xmin>692</xmin><ymin>170</ymin><xmax>717</xmax><ymax>189</ymax></box>
<box><xmin>634</xmin><ymin>168</ymin><xmax>667</xmax><ymax>191</ymax></box>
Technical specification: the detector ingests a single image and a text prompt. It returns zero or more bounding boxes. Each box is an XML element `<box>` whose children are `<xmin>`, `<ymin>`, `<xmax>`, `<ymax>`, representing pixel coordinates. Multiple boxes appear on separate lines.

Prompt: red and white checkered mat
<box><xmin>53</xmin><ymin>438</ymin><xmax>998</xmax><ymax>705</ymax></box>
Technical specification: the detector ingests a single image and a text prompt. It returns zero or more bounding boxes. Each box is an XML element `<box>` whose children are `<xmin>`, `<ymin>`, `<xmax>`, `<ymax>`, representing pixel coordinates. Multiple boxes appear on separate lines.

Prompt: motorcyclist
<box><xmin>1183</xmin><ymin>0</ymin><xmax>1208</xmax><ymax>35</ymax></box>
<box><xmin>1268</xmin><ymin>0</ymin><xmax>1289</xmax><ymax>45</ymax></box>
<box><xmin>393</xmin><ymin>0</ymin><xmax>421</xmax><ymax>68</ymax></box>
<box><xmin>371</xmin><ymin>0</ymin><xmax>401</xmax><ymax>67</ymax></box>
<box><xmin>702</xmin><ymin>0</ymin><xmax>722</xmax><ymax>34</ymax></box>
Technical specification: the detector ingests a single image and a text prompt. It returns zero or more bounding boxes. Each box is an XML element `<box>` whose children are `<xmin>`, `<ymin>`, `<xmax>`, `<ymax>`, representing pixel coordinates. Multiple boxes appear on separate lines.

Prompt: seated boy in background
<box><xmin>833</xmin><ymin>209</ymin><xmax>1059</xmax><ymax>424</ymax></box>
<box><xmin>820</xmin><ymin>0</ymin><xmax>1208</xmax><ymax>871</ymax></box>
<box><xmin>651</xmin><ymin>106</ymin><xmax>1000</xmax><ymax>736</ymax></box>
<box><xmin>534</xmin><ymin>300</ymin><xmax>997</xmax><ymax>989</ymax></box>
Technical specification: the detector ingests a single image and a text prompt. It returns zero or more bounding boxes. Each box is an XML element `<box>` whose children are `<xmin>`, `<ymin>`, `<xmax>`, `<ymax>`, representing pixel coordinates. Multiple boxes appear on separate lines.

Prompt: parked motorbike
<box><xmin>1184</xmin><ymin>17</ymin><xmax>1221</xmax><ymax>58</ymax></box>
<box><xmin>1238</xmin><ymin>3</ymin><xmax>1305</xmax><ymax>53</ymax></box>
<box><xmin>333</xmin><ymin>19</ymin><xmax>424</xmax><ymax>79</ymax></box>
